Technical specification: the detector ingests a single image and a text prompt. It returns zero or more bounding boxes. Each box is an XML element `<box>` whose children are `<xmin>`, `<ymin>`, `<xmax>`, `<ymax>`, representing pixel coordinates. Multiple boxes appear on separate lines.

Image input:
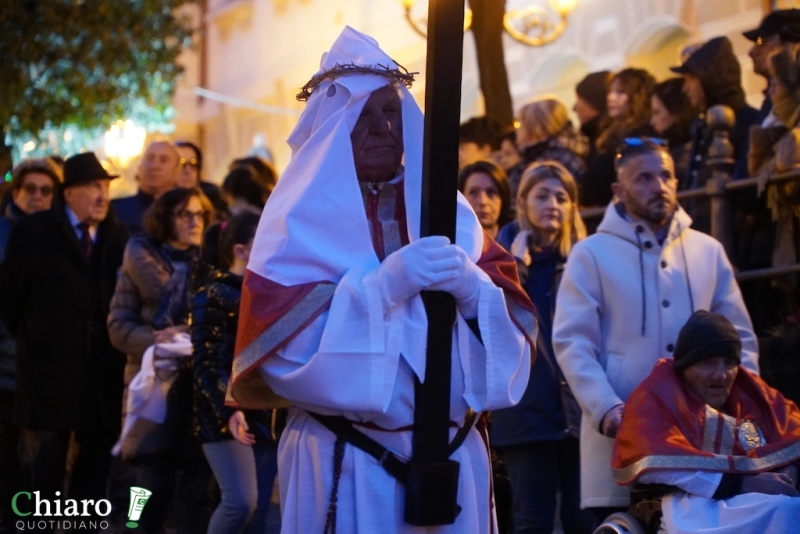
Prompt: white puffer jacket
<box><xmin>553</xmin><ymin>202</ymin><xmax>758</xmax><ymax>508</ymax></box>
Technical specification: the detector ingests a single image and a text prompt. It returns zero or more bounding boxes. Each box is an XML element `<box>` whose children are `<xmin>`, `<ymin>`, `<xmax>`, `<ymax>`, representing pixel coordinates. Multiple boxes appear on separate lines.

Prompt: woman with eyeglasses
<box><xmin>581</xmin><ymin>68</ymin><xmax>656</xmax><ymax>209</ymax></box>
<box><xmin>491</xmin><ymin>161</ymin><xmax>593</xmax><ymax>534</ymax></box>
<box><xmin>108</xmin><ymin>187</ymin><xmax>217</xmax><ymax>533</ymax></box>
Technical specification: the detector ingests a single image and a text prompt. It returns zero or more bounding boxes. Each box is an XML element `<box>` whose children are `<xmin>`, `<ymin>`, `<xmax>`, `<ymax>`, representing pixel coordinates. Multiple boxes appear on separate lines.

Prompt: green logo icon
<box><xmin>126</xmin><ymin>487</ymin><xmax>152</xmax><ymax>528</ymax></box>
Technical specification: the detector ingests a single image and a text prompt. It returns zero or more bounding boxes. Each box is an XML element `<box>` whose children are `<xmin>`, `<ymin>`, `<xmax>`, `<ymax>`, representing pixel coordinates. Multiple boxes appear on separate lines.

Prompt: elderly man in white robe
<box><xmin>226</xmin><ymin>27</ymin><xmax>536</xmax><ymax>534</ymax></box>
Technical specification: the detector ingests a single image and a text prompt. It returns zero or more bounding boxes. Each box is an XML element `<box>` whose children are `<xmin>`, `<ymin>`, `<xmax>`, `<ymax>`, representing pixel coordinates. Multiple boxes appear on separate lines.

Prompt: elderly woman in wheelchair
<box><xmin>595</xmin><ymin>311</ymin><xmax>800</xmax><ymax>534</ymax></box>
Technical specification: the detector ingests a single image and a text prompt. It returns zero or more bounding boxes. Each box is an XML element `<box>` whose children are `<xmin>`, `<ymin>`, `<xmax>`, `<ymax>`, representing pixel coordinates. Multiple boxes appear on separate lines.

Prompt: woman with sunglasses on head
<box><xmin>492</xmin><ymin>161</ymin><xmax>593</xmax><ymax>534</ymax></box>
<box><xmin>581</xmin><ymin>68</ymin><xmax>656</xmax><ymax>209</ymax></box>
<box><xmin>108</xmin><ymin>187</ymin><xmax>217</xmax><ymax>534</ymax></box>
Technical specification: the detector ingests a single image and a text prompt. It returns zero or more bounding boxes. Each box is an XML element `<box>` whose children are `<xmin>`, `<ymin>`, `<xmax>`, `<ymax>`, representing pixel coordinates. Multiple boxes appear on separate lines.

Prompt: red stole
<box><xmin>226</xmin><ymin>181</ymin><xmax>536</xmax><ymax>409</ymax></box>
<box><xmin>612</xmin><ymin>359</ymin><xmax>800</xmax><ymax>485</ymax></box>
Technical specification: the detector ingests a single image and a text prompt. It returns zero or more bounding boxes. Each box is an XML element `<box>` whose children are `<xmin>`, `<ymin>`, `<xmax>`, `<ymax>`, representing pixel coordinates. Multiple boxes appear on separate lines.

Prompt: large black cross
<box><xmin>406</xmin><ymin>0</ymin><xmax>466</xmax><ymax>526</ymax></box>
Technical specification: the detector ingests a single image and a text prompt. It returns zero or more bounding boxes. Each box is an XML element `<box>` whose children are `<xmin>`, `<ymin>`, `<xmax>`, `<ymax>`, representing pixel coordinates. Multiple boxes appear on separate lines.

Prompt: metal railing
<box><xmin>578</xmin><ymin>110</ymin><xmax>800</xmax><ymax>285</ymax></box>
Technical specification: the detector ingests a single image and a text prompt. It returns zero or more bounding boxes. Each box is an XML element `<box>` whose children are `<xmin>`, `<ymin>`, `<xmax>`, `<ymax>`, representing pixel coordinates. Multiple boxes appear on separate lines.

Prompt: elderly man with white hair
<box><xmin>226</xmin><ymin>27</ymin><xmax>536</xmax><ymax>533</ymax></box>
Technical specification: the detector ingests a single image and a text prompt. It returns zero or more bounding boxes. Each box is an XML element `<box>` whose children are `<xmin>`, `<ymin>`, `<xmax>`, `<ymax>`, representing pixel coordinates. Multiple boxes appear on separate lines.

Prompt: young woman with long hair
<box><xmin>492</xmin><ymin>161</ymin><xmax>593</xmax><ymax>534</ymax></box>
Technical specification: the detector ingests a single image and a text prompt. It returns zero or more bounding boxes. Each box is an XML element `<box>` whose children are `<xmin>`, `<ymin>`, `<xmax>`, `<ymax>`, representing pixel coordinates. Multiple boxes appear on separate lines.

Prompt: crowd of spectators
<box><xmin>0</xmin><ymin>143</ymin><xmax>276</xmax><ymax>534</ymax></box>
<box><xmin>1</xmin><ymin>9</ymin><xmax>800</xmax><ymax>534</ymax></box>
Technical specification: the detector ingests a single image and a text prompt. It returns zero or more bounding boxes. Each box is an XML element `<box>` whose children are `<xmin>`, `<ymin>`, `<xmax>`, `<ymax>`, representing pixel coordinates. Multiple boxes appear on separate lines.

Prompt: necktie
<box><xmin>77</xmin><ymin>223</ymin><xmax>93</xmax><ymax>258</ymax></box>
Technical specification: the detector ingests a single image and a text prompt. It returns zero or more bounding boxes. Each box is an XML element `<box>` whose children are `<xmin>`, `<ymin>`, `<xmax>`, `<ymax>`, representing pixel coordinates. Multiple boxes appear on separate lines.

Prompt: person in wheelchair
<box><xmin>611</xmin><ymin>310</ymin><xmax>800</xmax><ymax>533</ymax></box>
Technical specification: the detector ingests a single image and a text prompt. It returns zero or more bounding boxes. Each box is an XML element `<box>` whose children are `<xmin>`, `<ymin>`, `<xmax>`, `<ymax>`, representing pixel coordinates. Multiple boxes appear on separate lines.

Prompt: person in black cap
<box><xmin>0</xmin><ymin>152</ymin><xmax>129</xmax><ymax>527</ymax></box>
<box><xmin>744</xmin><ymin>8</ymin><xmax>800</xmax><ymax>125</ymax></box>
<box><xmin>671</xmin><ymin>36</ymin><xmax>760</xmax><ymax>183</ymax></box>
<box><xmin>611</xmin><ymin>310</ymin><xmax>800</xmax><ymax>533</ymax></box>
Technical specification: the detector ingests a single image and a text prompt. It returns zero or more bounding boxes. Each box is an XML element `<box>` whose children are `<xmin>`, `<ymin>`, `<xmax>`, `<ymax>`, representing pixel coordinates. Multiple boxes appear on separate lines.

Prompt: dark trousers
<box><xmin>501</xmin><ymin>437</ymin><xmax>594</xmax><ymax>534</ymax></box>
<box><xmin>0</xmin><ymin>392</ymin><xmax>21</xmax><ymax>534</ymax></box>
<box><xmin>131</xmin><ymin>449</ymin><xmax>216</xmax><ymax>534</ymax></box>
<box><xmin>16</xmin><ymin>426</ymin><xmax>115</xmax><ymax>531</ymax></box>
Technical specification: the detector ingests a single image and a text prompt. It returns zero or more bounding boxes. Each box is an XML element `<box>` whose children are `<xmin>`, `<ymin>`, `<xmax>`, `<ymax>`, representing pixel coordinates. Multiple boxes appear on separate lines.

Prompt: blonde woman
<box><xmin>509</xmin><ymin>97</ymin><xmax>589</xmax><ymax>199</ymax></box>
<box><xmin>492</xmin><ymin>161</ymin><xmax>592</xmax><ymax>534</ymax></box>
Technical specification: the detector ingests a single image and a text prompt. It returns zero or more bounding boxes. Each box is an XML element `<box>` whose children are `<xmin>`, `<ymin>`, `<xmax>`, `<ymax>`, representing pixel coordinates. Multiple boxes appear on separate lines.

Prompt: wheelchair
<box><xmin>592</xmin><ymin>484</ymin><xmax>671</xmax><ymax>534</ymax></box>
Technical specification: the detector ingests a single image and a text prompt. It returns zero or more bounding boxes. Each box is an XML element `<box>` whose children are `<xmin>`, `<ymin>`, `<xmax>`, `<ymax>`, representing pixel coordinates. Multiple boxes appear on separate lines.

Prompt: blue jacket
<box><xmin>489</xmin><ymin>222</ymin><xmax>581</xmax><ymax>446</ymax></box>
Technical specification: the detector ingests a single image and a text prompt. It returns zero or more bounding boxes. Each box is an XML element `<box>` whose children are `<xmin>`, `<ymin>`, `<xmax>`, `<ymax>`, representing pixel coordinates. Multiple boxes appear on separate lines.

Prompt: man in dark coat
<box><xmin>0</xmin><ymin>152</ymin><xmax>129</xmax><ymax>520</ymax></box>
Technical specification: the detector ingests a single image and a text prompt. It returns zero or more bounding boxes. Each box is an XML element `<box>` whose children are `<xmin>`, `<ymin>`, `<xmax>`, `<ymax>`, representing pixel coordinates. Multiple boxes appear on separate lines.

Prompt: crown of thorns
<box><xmin>296</xmin><ymin>62</ymin><xmax>417</xmax><ymax>101</ymax></box>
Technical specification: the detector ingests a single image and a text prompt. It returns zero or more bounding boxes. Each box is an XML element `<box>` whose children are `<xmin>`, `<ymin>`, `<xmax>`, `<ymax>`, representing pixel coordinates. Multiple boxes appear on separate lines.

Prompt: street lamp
<box><xmin>401</xmin><ymin>0</ymin><xmax>472</xmax><ymax>36</ymax></box>
<box><xmin>401</xmin><ymin>0</ymin><xmax>578</xmax><ymax>46</ymax></box>
<box><xmin>103</xmin><ymin>120</ymin><xmax>146</xmax><ymax>171</ymax></box>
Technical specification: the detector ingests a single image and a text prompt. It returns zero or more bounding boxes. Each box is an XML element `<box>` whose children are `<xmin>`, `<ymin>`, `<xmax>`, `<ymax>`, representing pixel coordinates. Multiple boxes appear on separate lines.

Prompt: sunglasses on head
<box><xmin>615</xmin><ymin>137</ymin><xmax>668</xmax><ymax>158</ymax></box>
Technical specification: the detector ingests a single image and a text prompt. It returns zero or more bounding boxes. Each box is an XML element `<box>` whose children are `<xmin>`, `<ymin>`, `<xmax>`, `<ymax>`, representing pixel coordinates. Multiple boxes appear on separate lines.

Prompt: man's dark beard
<box><xmin>642</xmin><ymin>197</ymin><xmax>676</xmax><ymax>227</ymax></box>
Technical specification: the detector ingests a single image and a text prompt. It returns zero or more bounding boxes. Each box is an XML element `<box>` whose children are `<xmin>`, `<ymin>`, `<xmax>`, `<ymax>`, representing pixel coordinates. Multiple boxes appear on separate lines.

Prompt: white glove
<box><xmin>376</xmin><ymin>236</ymin><xmax>460</xmax><ymax>310</ymax></box>
<box><xmin>510</xmin><ymin>230</ymin><xmax>532</xmax><ymax>266</ymax></box>
<box><xmin>429</xmin><ymin>245</ymin><xmax>483</xmax><ymax>319</ymax></box>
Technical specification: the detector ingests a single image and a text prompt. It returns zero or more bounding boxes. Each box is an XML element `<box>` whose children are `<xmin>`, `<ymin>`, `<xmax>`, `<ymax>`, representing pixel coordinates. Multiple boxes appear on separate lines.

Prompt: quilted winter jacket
<box><xmin>107</xmin><ymin>235</ymin><xmax>196</xmax><ymax>388</ymax></box>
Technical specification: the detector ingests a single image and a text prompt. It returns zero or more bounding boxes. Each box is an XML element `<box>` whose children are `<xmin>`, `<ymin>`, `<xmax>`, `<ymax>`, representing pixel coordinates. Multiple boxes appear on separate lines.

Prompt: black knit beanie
<box><xmin>576</xmin><ymin>71</ymin><xmax>611</xmax><ymax>115</ymax></box>
<box><xmin>673</xmin><ymin>310</ymin><xmax>742</xmax><ymax>373</ymax></box>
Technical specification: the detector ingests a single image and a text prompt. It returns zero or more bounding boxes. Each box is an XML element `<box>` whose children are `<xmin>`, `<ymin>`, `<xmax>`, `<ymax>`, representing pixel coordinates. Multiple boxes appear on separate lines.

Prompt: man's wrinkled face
<box><xmin>351</xmin><ymin>85</ymin><xmax>404</xmax><ymax>183</ymax></box>
<box><xmin>612</xmin><ymin>151</ymin><xmax>678</xmax><ymax>227</ymax></box>
<box><xmin>64</xmin><ymin>179</ymin><xmax>112</xmax><ymax>226</ymax></box>
<box><xmin>681</xmin><ymin>356</ymin><xmax>739</xmax><ymax>410</ymax></box>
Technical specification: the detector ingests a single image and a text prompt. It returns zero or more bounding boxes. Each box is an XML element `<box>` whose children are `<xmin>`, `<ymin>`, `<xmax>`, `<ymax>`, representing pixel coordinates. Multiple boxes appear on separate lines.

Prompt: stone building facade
<box><xmin>171</xmin><ymin>0</ymin><xmax>771</xmax><ymax>181</ymax></box>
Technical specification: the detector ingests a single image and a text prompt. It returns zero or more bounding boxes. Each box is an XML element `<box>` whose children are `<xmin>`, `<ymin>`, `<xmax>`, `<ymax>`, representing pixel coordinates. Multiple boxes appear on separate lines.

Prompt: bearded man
<box><xmin>552</xmin><ymin>137</ymin><xmax>758</xmax><ymax>520</ymax></box>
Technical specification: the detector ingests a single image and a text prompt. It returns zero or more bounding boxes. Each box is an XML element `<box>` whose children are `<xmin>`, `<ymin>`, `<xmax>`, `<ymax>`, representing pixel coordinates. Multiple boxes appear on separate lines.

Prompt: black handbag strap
<box><xmin>308</xmin><ymin>410</ymin><xmax>478</xmax><ymax>484</ymax></box>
